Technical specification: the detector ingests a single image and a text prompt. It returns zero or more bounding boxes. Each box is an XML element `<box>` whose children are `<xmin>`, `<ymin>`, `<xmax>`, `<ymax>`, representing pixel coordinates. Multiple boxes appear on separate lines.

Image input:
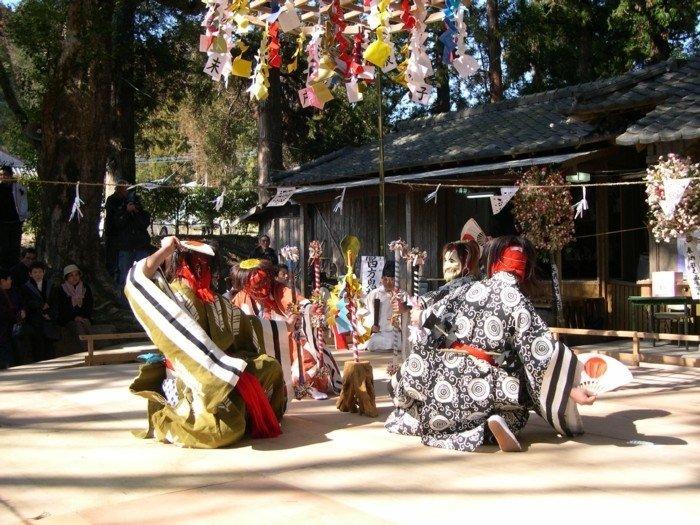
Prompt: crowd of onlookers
<box><xmin>0</xmin><ymin>248</ymin><xmax>94</xmax><ymax>369</ymax></box>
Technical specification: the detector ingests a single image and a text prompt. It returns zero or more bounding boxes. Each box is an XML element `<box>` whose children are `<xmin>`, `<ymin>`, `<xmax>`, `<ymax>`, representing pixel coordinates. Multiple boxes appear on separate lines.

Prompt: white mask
<box><xmin>442</xmin><ymin>250</ymin><xmax>463</xmax><ymax>282</ymax></box>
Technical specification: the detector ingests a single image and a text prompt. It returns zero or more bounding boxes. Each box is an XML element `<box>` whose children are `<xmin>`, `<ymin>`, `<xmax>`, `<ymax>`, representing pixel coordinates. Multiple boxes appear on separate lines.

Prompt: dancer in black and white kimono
<box><xmin>386</xmin><ymin>236</ymin><xmax>595</xmax><ymax>452</ymax></box>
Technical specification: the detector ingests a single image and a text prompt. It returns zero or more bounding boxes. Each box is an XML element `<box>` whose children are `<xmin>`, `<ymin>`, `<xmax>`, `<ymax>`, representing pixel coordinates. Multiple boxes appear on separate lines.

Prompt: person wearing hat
<box><xmin>53</xmin><ymin>264</ymin><xmax>93</xmax><ymax>348</ymax></box>
<box><xmin>123</xmin><ymin>236</ymin><xmax>286</xmax><ymax>448</ymax></box>
<box><xmin>365</xmin><ymin>262</ymin><xmax>409</xmax><ymax>353</ymax></box>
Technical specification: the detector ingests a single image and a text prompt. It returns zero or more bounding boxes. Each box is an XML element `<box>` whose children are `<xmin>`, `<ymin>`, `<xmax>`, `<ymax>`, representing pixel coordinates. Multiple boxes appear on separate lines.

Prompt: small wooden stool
<box><xmin>336</xmin><ymin>360</ymin><xmax>378</xmax><ymax>418</ymax></box>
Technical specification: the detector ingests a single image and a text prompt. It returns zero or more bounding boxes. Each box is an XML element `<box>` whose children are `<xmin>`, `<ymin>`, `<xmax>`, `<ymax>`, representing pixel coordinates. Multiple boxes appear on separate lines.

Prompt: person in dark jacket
<box><xmin>54</xmin><ymin>264</ymin><xmax>93</xmax><ymax>339</ymax></box>
<box><xmin>10</xmin><ymin>247</ymin><xmax>37</xmax><ymax>287</ymax></box>
<box><xmin>0</xmin><ymin>166</ymin><xmax>27</xmax><ymax>270</ymax></box>
<box><xmin>0</xmin><ymin>268</ymin><xmax>25</xmax><ymax>369</ymax></box>
<box><xmin>110</xmin><ymin>186</ymin><xmax>151</xmax><ymax>287</ymax></box>
<box><xmin>21</xmin><ymin>261</ymin><xmax>56</xmax><ymax>362</ymax></box>
<box><xmin>249</xmin><ymin>235</ymin><xmax>279</xmax><ymax>265</ymax></box>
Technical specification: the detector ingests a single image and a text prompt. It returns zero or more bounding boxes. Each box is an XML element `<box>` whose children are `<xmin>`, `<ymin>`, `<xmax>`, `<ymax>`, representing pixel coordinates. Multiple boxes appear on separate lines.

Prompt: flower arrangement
<box><xmin>512</xmin><ymin>167</ymin><xmax>575</xmax><ymax>252</ymax></box>
<box><xmin>645</xmin><ymin>154</ymin><xmax>700</xmax><ymax>243</ymax></box>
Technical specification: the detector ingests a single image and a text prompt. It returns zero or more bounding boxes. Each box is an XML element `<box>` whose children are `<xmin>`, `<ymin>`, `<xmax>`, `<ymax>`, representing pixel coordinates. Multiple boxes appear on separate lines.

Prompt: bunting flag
<box><xmin>660</xmin><ymin>177</ymin><xmax>692</xmax><ymax>217</ymax></box>
<box><xmin>490</xmin><ymin>186</ymin><xmax>518</xmax><ymax>214</ymax></box>
<box><xmin>267</xmin><ymin>186</ymin><xmax>296</xmax><ymax>207</ymax></box>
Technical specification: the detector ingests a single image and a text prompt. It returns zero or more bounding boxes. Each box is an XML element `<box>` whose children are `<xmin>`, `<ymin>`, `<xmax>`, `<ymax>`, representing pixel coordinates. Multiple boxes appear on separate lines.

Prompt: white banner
<box><xmin>267</xmin><ymin>187</ymin><xmax>297</xmax><ymax>207</ymax></box>
<box><xmin>684</xmin><ymin>238</ymin><xmax>700</xmax><ymax>300</ymax></box>
<box><xmin>361</xmin><ymin>256</ymin><xmax>385</xmax><ymax>295</ymax></box>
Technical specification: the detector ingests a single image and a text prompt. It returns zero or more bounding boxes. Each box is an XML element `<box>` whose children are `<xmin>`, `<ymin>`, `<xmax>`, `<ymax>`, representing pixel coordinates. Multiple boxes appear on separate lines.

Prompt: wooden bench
<box><xmin>79</xmin><ymin>332</ymin><xmax>151</xmax><ymax>366</ymax></box>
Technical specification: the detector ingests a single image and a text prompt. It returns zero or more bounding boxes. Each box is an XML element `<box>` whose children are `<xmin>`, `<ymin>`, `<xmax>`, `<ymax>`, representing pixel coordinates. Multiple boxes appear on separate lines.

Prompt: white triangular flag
<box><xmin>346</xmin><ymin>80</ymin><xmax>362</xmax><ymax>103</ymax></box>
<box><xmin>490</xmin><ymin>186</ymin><xmax>518</xmax><ymax>214</ymax></box>
<box><xmin>660</xmin><ymin>177</ymin><xmax>692</xmax><ymax>217</ymax></box>
<box><xmin>69</xmin><ymin>182</ymin><xmax>85</xmax><ymax>222</ymax></box>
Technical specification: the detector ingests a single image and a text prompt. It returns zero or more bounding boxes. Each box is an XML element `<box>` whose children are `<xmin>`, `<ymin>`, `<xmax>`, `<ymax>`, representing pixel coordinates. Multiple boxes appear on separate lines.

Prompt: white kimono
<box><xmin>365</xmin><ymin>285</ymin><xmax>403</xmax><ymax>352</ymax></box>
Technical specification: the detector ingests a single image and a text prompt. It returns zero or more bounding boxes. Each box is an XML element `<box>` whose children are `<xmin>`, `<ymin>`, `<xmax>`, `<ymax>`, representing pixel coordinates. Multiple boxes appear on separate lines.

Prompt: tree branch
<box><xmin>153</xmin><ymin>0</ymin><xmax>201</xmax><ymax>15</ymax></box>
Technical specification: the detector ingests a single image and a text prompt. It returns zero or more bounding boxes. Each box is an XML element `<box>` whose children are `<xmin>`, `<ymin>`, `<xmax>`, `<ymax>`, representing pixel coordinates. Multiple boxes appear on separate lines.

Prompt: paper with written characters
<box><xmin>361</xmin><ymin>256</ymin><xmax>385</xmax><ymax>295</ymax></box>
<box><xmin>267</xmin><ymin>187</ymin><xmax>297</xmax><ymax>207</ymax></box>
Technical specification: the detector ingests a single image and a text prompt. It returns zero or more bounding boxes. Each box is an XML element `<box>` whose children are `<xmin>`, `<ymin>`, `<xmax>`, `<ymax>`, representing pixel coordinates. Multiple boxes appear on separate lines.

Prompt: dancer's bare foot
<box><xmin>487</xmin><ymin>415</ymin><xmax>522</xmax><ymax>452</ymax></box>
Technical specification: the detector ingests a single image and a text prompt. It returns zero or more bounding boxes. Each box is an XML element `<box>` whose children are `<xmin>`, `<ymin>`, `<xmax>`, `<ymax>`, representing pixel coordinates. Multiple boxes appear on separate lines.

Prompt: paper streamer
<box><xmin>212</xmin><ymin>189</ymin><xmax>226</xmax><ymax>212</ymax></box>
<box><xmin>333</xmin><ymin>187</ymin><xmax>347</xmax><ymax>214</ymax></box>
<box><xmin>69</xmin><ymin>182</ymin><xmax>85</xmax><ymax>222</ymax></box>
<box><xmin>424</xmin><ymin>183</ymin><xmax>441</xmax><ymax>204</ymax></box>
<box><xmin>573</xmin><ymin>186</ymin><xmax>589</xmax><ymax>219</ymax></box>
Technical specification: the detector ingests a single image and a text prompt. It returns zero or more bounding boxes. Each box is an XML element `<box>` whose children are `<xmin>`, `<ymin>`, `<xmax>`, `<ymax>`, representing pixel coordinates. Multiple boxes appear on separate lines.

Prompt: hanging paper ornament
<box><xmin>330</xmin><ymin>0</ymin><xmax>353</xmax><ymax>78</ymax></box>
<box><xmin>573</xmin><ymin>186</ymin><xmax>589</xmax><ymax>219</ymax></box>
<box><xmin>490</xmin><ymin>186</ymin><xmax>518</xmax><ymax>215</ymax></box>
<box><xmin>248</xmin><ymin>23</ymin><xmax>270</xmax><ymax>101</ymax></box>
<box><xmin>424</xmin><ymin>184</ymin><xmax>441</xmax><ymax>204</ymax></box>
<box><xmin>268</xmin><ymin>22</ymin><xmax>282</xmax><ymax>69</ymax></box>
<box><xmin>333</xmin><ymin>187</ymin><xmax>347</xmax><ymax>213</ymax></box>
<box><xmin>212</xmin><ymin>188</ymin><xmax>226</xmax><ymax>212</ymax></box>
<box><xmin>452</xmin><ymin>5</ymin><xmax>479</xmax><ymax>78</ymax></box>
<box><xmin>405</xmin><ymin>0</ymin><xmax>434</xmax><ymax>105</ymax></box>
<box><xmin>278</xmin><ymin>1</ymin><xmax>301</xmax><ymax>32</ymax></box>
<box><xmin>288</xmin><ymin>32</ymin><xmax>306</xmax><ymax>74</ymax></box>
<box><xmin>232</xmin><ymin>41</ymin><xmax>252</xmax><ymax>78</ymax></box>
<box><xmin>69</xmin><ymin>182</ymin><xmax>84</xmax><ymax>222</ymax></box>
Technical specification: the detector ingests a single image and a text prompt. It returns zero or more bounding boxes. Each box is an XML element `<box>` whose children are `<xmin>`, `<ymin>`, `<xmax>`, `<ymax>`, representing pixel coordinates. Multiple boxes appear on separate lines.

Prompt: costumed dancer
<box><xmin>231</xmin><ymin>259</ymin><xmax>342</xmax><ymax>399</ymax></box>
<box><xmin>386</xmin><ymin>235</ymin><xmax>596</xmax><ymax>452</ymax></box>
<box><xmin>124</xmin><ymin>237</ymin><xmax>285</xmax><ymax>449</ymax></box>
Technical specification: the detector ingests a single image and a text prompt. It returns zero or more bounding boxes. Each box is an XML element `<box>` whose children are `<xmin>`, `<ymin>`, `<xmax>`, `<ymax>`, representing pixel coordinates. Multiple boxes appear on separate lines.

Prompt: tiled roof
<box><xmin>276</xmin><ymin>56</ymin><xmax>699</xmax><ymax>186</ymax></box>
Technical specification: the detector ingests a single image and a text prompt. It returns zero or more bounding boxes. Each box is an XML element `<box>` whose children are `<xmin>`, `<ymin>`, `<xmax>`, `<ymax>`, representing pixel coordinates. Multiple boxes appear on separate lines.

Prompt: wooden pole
<box><xmin>377</xmin><ymin>73</ymin><xmax>386</xmax><ymax>257</ymax></box>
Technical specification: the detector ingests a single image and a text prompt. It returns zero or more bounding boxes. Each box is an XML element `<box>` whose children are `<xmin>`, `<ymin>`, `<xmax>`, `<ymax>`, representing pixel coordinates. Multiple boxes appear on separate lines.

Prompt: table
<box><xmin>628</xmin><ymin>296</ymin><xmax>699</xmax><ymax>350</ymax></box>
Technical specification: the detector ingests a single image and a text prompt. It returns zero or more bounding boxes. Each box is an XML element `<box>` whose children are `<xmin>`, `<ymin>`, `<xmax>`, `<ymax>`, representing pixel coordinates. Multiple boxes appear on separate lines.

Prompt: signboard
<box><xmin>361</xmin><ymin>255</ymin><xmax>385</xmax><ymax>295</ymax></box>
<box><xmin>267</xmin><ymin>187</ymin><xmax>296</xmax><ymax>207</ymax></box>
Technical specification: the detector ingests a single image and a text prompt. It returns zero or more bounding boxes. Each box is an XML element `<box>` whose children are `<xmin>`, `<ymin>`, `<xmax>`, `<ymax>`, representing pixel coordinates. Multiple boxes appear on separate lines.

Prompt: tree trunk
<box><xmin>38</xmin><ymin>0</ymin><xmax>115</xmax><ymax>282</ymax></box>
<box><xmin>109</xmin><ymin>0</ymin><xmax>138</xmax><ymax>185</ymax></box>
<box><xmin>577</xmin><ymin>3</ymin><xmax>593</xmax><ymax>82</ymax></box>
<box><xmin>432</xmin><ymin>29</ymin><xmax>450</xmax><ymax>114</ymax></box>
<box><xmin>256</xmin><ymin>67</ymin><xmax>284</xmax><ymax>204</ymax></box>
<box><xmin>485</xmin><ymin>0</ymin><xmax>503</xmax><ymax>103</ymax></box>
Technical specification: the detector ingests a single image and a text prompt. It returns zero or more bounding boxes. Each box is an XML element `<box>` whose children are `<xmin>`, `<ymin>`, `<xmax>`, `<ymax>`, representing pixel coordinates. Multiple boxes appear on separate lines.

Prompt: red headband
<box><xmin>490</xmin><ymin>246</ymin><xmax>527</xmax><ymax>282</ymax></box>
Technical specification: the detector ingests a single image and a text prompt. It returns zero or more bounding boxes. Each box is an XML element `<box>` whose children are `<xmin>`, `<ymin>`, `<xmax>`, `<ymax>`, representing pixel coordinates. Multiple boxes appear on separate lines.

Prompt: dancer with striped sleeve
<box><xmin>125</xmin><ymin>237</ymin><xmax>285</xmax><ymax>448</ymax></box>
<box><xmin>387</xmin><ymin>236</ymin><xmax>595</xmax><ymax>452</ymax></box>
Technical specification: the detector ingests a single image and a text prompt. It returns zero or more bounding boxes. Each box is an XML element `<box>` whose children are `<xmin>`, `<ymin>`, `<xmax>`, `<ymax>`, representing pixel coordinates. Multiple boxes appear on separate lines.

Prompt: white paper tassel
<box><xmin>69</xmin><ymin>182</ymin><xmax>84</xmax><ymax>222</ymax></box>
<box><xmin>333</xmin><ymin>187</ymin><xmax>347</xmax><ymax>214</ymax></box>
<box><xmin>212</xmin><ymin>189</ymin><xmax>226</xmax><ymax>212</ymax></box>
<box><xmin>573</xmin><ymin>186</ymin><xmax>589</xmax><ymax>219</ymax></box>
<box><xmin>424</xmin><ymin>184</ymin><xmax>441</xmax><ymax>204</ymax></box>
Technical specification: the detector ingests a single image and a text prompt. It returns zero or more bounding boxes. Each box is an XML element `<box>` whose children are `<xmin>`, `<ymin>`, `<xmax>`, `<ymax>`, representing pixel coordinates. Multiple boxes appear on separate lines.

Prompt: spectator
<box><xmin>0</xmin><ymin>166</ymin><xmax>28</xmax><ymax>270</ymax></box>
<box><xmin>0</xmin><ymin>268</ymin><xmax>25</xmax><ymax>369</ymax></box>
<box><xmin>275</xmin><ymin>264</ymin><xmax>289</xmax><ymax>285</ymax></box>
<box><xmin>53</xmin><ymin>264</ymin><xmax>93</xmax><ymax>343</ymax></box>
<box><xmin>10</xmin><ymin>247</ymin><xmax>37</xmax><ymax>287</ymax></box>
<box><xmin>21</xmin><ymin>261</ymin><xmax>57</xmax><ymax>362</ymax></box>
<box><xmin>114</xmin><ymin>187</ymin><xmax>151</xmax><ymax>287</ymax></box>
<box><xmin>249</xmin><ymin>235</ymin><xmax>279</xmax><ymax>265</ymax></box>
<box><xmin>104</xmin><ymin>178</ymin><xmax>130</xmax><ymax>280</ymax></box>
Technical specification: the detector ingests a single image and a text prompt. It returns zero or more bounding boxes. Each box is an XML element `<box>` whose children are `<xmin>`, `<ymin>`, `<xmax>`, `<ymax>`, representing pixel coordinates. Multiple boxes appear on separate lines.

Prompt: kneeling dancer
<box><xmin>125</xmin><ymin>237</ymin><xmax>285</xmax><ymax>448</ymax></box>
<box><xmin>387</xmin><ymin>236</ymin><xmax>595</xmax><ymax>452</ymax></box>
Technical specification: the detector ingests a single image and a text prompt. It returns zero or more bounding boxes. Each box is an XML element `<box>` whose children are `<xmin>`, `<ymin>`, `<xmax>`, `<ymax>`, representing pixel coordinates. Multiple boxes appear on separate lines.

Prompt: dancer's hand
<box><xmin>410</xmin><ymin>308</ymin><xmax>423</xmax><ymax>326</ymax></box>
<box><xmin>570</xmin><ymin>386</ymin><xmax>596</xmax><ymax>405</ymax></box>
<box><xmin>160</xmin><ymin>236</ymin><xmax>181</xmax><ymax>256</ymax></box>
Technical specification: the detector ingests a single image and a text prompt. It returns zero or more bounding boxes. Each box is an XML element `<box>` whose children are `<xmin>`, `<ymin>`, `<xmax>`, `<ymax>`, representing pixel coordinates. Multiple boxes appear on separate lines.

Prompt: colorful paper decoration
<box><xmin>406</xmin><ymin>0</ymin><xmax>434</xmax><ymax>104</ymax></box>
<box><xmin>248</xmin><ymin>23</ymin><xmax>270</xmax><ymax>100</ymax></box>
<box><xmin>490</xmin><ymin>186</ymin><xmax>518</xmax><ymax>215</ymax></box>
<box><xmin>278</xmin><ymin>1</ymin><xmax>301</xmax><ymax>32</ymax></box>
